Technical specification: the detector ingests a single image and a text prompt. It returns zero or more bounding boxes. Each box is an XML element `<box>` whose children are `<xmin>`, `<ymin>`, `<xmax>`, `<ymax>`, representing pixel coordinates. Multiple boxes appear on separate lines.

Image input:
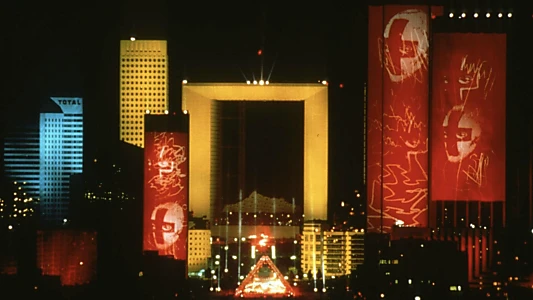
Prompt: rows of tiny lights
<box><xmin>448</xmin><ymin>12</ymin><xmax>513</xmax><ymax>19</ymax></box>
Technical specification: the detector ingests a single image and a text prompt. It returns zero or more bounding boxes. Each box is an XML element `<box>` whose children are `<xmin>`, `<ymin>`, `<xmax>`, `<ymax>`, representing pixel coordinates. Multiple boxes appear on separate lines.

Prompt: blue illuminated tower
<box><xmin>4</xmin><ymin>123</ymin><xmax>41</xmax><ymax>200</ymax></box>
<box><xmin>39</xmin><ymin>97</ymin><xmax>83</xmax><ymax>224</ymax></box>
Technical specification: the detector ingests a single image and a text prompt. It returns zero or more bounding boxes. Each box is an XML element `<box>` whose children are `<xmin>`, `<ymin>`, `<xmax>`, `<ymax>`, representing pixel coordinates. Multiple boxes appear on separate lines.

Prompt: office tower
<box><xmin>120</xmin><ymin>40</ymin><xmax>169</xmax><ymax>148</ymax></box>
<box><xmin>40</xmin><ymin>97</ymin><xmax>83</xmax><ymax>224</ymax></box>
<box><xmin>3</xmin><ymin>123</ymin><xmax>40</xmax><ymax>203</ymax></box>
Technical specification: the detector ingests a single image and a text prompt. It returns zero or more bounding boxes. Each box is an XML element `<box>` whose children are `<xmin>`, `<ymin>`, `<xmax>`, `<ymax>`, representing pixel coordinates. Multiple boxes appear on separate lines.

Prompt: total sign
<box><xmin>51</xmin><ymin>97</ymin><xmax>83</xmax><ymax>114</ymax></box>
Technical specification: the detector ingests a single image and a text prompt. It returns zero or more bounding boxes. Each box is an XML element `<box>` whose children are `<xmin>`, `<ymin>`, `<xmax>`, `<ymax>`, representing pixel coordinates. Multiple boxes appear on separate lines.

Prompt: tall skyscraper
<box><xmin>120</xmin><ymin>40</ymin><xmax>169</xmax><ymax>148</ymax></box>
<box><xmin>4</xmin><ymin>123</ymin><xmax>40</xmax><ymax>201</ymax></box>
<box><xmin>40</xmin><ymin>97</ymin><xmax>83</xmax><ymax>224</ymax></box>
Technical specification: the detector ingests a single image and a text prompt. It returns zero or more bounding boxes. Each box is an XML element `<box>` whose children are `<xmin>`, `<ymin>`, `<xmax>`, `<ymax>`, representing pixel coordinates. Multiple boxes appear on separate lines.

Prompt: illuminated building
<box><xmin>39</xmin><ymin>97</ymin><xmax>83</xmax><ymax>224</ymax></box>
<box><xmin>3</xmin><ymin>181</ymin><xmax>36</xmax><ymax>221</ymax></box>
<box><xmin>3</xmin><ymin>123</ymin><xmax>40</xmax><ymax>204</ymax></box>
<box><xmin>300</xmin><ymin>222</ymin><xmax>364</xmax><ymax>278</ymax></box>
<box><xmin>182</xmin><ymin>83</ymin><xmax>328</xmax><ymax>222</ymax></box>
<box><xmin>187</xmin><ymin>229</ymin><xmax>211</xmax><ymax>274</ymax></box>
<box><xmin>119</xmin><ymin>40</ymin><xmax>169</xmax><ymax>148</ymax></box>
<box><xmin>36</xmin><ymin>230</ymin><xmax>97</xmax><ymax>286</ymax></box>
<box><xmin>143</xmin><ymin>113</ymin><xmax>189</xmax><ymax>260</ymax></box>
<box><xmin>188</xmin><ymin>214</ymin><xmax>211</xmax><ymax>275</ymax></box>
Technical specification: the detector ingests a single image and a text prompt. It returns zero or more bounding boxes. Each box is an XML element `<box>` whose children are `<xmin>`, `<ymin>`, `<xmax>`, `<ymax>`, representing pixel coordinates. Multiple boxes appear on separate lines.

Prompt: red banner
<box><xmin>430</xmin><ymin>34</ymin><xmax>506</xmax><ymax>202</ymax></box>
<box><xmin>143</xmin><ymin>132</ymin><xmax>188</xmax><ymax>260</ymax></box>
<box><xmin>367</xmin><ymin>5</ymin><xmax>430</xmax><ymax>233</ymax></box>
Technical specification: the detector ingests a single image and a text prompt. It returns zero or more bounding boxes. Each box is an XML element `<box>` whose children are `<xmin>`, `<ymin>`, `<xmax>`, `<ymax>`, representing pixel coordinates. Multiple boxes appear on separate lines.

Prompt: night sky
<box><xmin>4</xmin><ymin>1</ymin><xmax>533</xmax><ymax>217</ymax></box>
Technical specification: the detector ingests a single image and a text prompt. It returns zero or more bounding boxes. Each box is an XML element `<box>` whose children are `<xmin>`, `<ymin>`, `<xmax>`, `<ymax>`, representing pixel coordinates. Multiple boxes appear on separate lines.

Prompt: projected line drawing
<box><xmin>148</xmin><ymin>132</ymin><xmax>187</xmax><ymax>198</ymax></box>
<box><xmin>368</xmin><ymin>104</ymin><xmax>428</xmax><ymax>232</ymax></box>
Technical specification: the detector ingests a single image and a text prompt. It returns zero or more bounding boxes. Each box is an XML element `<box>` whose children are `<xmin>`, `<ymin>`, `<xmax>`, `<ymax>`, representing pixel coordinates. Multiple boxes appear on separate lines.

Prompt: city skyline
<box><xmin>2</xmin><ymin>1</ymin><xmax>533</xmax><ymax>299</ymax></box>
<box><xmin>5</xmin><ymin>3</ymin><xmax>533</xmax><ymax>216</ymax></box>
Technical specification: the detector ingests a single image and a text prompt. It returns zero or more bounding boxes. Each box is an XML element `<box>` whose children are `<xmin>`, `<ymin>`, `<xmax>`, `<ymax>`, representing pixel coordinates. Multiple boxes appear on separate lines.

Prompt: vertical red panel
<box><xmin>431</xmin><ymin>34</ymin><xmax>506</xmax><ymax>202</ymax></box>
<box><xmin>367</xmin><ymin>5</ymin><xmax>430</xmax><ymax>233</ymax></box>
<box><xmin>467</xmin><ymin>233</ymin><xmax>473</xmax><ymax>282</ymax></box>
<box><xmin>144</xmin><ymin>132</ymin><xmax>189</xmax><ymax>260</ymax></box>
<box><xmin>482</xmin><ymin>233</ymin><xmax>487</xmax><ymax>272</ymax></box>
<box><xmin>474</xmin><ymin>234</ymin><xmax>480</xmax><ymax>278</ymax></box>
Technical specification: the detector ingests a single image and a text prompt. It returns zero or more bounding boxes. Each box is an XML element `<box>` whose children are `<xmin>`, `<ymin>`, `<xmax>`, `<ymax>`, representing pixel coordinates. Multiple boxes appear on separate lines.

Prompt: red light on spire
<box><xmin>257</xmin><ymin>49</ymin><xmax>262</xmax><ymax>56</ymax></box>
<box><xmin>339</xmin><ymin>83</ymin><xmax>344</xmax><ymax>88</ymax></box>
<box><xmin>431</xmin><ymin>14</ymin><xmax>436</xmax><ymax>19</ymax></box>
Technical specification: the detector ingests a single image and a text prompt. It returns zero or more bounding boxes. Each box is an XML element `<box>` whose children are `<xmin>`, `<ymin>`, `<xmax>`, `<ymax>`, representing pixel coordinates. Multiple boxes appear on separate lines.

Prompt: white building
<box><xmin>119</xmin><ymin>39</ymin><xmax>169</xmax><ymax>148</ymax></box>
<box><xmin>301</xmin><ymin>222</ymin><xmax>364</xmax><ymax>278</ymax></box>
<box><xmin>39</xmin><ymin>97</ymin><xmax>83</xmax><ymax>224</ymax></box>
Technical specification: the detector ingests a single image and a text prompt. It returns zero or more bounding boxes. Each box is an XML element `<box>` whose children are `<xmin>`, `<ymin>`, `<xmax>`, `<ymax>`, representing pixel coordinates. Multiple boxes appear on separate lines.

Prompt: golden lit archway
<box><xmin>182</xmin><ymin>83</ymin><xmax>328</xmax><ymax>221</ymax></box>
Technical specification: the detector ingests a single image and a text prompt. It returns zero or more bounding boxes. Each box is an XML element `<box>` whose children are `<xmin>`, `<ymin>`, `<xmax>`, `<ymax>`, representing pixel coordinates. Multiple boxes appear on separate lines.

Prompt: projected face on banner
<box><xmin>382</xmin><ymin>9</ymin><xmax>428</xmax><ymax>82</ymax></box>
<box><xmin>430</xmin><ymin>33</ymin><xmax>505</xmax><ymax>203</ymax></box>
<box><xmin>144</xmin><ymin>132</ymin><xmax>188</xmax><ymax>260</ymax></box>
<box><xmin>367</xmin><ymin>6</ymin><xmax>431</xmax><ymax>233</ymax></box>
<box><xmin>441</xmin><ymin>55</ymin><xmax>489</xmax><ymax>163</ymax></box>
<box><xmin>151</xmin><ymin>201</ymin><xmax>185</xmax><ymax>250</ymax></box>
<box><xmin>443</xmin><ymin>104</ymin><xmax>482</xmax><ymax>163</ymax></box>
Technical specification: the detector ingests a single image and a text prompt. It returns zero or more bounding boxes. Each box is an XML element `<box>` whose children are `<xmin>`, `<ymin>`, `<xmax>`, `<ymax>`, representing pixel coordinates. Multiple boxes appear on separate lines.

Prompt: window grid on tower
<box><xmin>119</xmin><ymin>40</ymin><xmax>169</xmax><ymax>148</ymax></box>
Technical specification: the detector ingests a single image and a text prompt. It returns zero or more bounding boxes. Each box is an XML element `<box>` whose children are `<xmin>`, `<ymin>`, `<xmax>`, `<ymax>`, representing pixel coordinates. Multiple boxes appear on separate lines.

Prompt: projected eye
<box><xmin>162</xmin><ymin>223</ymin><xmax>174</xmax><ymax>232</ymax></box>
<box><xmin>456</xmin><ymin>128</ymin><xmax>472</xmax><ymax>141</ymax></box>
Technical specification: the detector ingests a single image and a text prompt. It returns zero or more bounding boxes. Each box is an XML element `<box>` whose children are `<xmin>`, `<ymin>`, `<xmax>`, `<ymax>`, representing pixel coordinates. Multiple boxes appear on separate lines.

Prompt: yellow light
<box><xmin>182</xmin><ymin>83</ymin><xmax>328</xmax><ymax>221</ymax></box>
<box><xmin>130</xmin><ymin>37</ymin><xmax>136</xmax><ymax>41</ymax></box>
<box><xmin>253</xmin><ymin>80</ymin><xmax>258</xmax><ymax>85</ymax></box>
<box><xmin>461</xmin><ymin>13</ymin><xmax>466</xmax><ymax>18</ymax></box>
<box><xmin>449</xmin><ymin>13</ymin><xmax>454</xmax><ymax>18</ymax></box>
<box><xmin>498</xmin><ymin>13</ymin><xmax>503</xmax><ymax>18</ymax></box>
<box><xmin>259</xmin><ymin>80</ymin><xmax>264</xmax><ymax>85</ymax></box>
<box><xmin>474</xmin><ymin>13</ymin><xmax>479</xmax><ymax>18</ymax></box>
<box><xmin>507</xmin><ymin>13</ymin><xmax>512</xmax><ymax>18</ymax></box>
<box><xmin>246</xmin><ymin>80</ymin><xmax>251</xmax><ymax>84</ymax></box>
<box><xmin>265</xmin><ymin>80</ymin><xmax>269</xmax><ymax>85</ymax></box>
<box><xmin>321</xmin><ymin>80</ymin><xmax>327</xmax><ymax>85</ymax></box>
<box><xmin>183</xmin><ymin>110</ymin><xmax>188</xmax><ymax>114</ymax></box>
<box><xmin>486</xmin><ymin>12</ymin><xmax>491</xmax><ymax>18</ymax></box>
<box><xmin>182</xmin><ymin>79</ymin><xmax>188</xmax><ymax>84</ymax></box>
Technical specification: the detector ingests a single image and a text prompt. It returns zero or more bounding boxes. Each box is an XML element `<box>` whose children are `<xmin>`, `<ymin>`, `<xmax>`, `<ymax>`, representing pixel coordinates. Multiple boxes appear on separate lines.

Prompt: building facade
<box><xmin>3</xmin><ymin>123</ymin><xmax>40</xmax><ymax>202</ymax></box>
<box><xmin>301</xmin><ymin>222</ymin><xmax>364</xmax><ymax>278</ymax></box>
<box><xmin>39</xmin><ymin>97</ymin><xmax>83</xmax><ymax>224</ymax></box>
<box><xmin>119</xmin><ymin>40</ymin><xmax>169</xmax><ymax>148</ymax></box>
<box><xmin>188</xmin><ymin>229</ymin><xmax>211</xmax><ymax>275</ymax></box>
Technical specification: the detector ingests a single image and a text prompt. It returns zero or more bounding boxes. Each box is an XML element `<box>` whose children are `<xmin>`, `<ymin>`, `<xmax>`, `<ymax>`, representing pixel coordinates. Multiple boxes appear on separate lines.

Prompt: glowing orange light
<box><xmin>431</xmin><ymin>14</ymin><xmax>436</xmax><ymax>19</ymax></box>
<box><xmin>257</xmin><ymin>49</ymin><xmax>262</xmax><ymax>55</ymax></box>
<box><xmin>339</xmin><ymin>83</ymin><xmax>344</xmax><ymax>88</ymax></box>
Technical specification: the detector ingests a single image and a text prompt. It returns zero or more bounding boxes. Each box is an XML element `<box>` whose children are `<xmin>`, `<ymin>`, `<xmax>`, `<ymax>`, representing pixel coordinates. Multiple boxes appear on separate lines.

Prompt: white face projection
<box><xmin>383</xmin><ymin>9</ymin><xmax>428</xmax><ymax>82</ymax></box>
<box><xmin>442</xmin><ymin>105</ymin><xmax>481</xmax><ymax>163</ymax></box>
<box><xmin>151</xmin><ymin>201</ymin><xmax>185</xmax><ymax>250</ymax></box>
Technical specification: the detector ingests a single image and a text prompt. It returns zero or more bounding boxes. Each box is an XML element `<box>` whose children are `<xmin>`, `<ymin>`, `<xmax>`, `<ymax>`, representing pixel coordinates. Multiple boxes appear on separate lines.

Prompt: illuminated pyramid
<box><xmin>235</xmin><ymin>255</ymin><xmax>295</xmax><ymax>298</ymax></box>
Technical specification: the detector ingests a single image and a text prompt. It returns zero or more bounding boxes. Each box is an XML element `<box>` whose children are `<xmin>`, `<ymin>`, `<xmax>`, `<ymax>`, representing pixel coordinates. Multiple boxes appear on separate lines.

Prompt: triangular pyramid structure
<box><xmin>235</xmin><ymin>255</ymin><xmax>295</xmax><ymax>298</ymax></box>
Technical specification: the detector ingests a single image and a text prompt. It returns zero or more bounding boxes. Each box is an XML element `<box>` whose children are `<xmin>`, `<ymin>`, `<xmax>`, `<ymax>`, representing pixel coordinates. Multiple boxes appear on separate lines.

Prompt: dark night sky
<box><xmin>4</xmin><ymin>1</ymin><xmax>533</xmax><ymax>216</ymax></box>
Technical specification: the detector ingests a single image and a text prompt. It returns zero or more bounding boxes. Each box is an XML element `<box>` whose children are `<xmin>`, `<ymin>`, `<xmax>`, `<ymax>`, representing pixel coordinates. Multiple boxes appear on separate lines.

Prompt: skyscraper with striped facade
<box><xmin>39</xmin><ymin>97</ymin><xmax>83</xmax><ymax>224</ymax></box>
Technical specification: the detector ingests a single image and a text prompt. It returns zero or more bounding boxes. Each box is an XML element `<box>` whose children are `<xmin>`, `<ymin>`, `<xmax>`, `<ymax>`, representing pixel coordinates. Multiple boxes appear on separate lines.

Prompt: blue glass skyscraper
<box><xmin>39</xmin><ymin>97</ymin><xmax>83</xmax><ymax>224</ymax></box>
